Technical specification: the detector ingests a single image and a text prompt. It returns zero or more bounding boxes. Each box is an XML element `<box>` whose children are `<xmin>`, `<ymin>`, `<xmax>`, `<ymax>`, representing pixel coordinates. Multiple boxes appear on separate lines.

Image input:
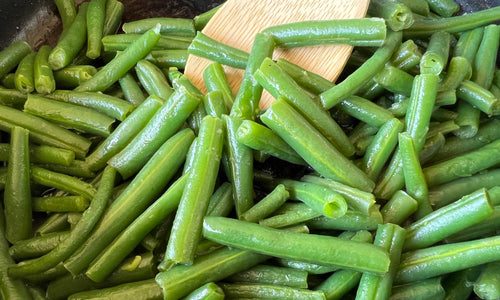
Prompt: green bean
<box><xmin>231</xmin><ymin>32</ymin><xmax>274</xmax><ymax>120</ymax></box>
<box><xmin>122</xmin><ymin>17</ymin><xmax>195</xmax><ymax>37</ymax></box>
<box><xmin>226</xmin><ymin>264</ymin><xmax>308</xmax><ymax>289</ymax></box>
<box><xmin>356</xmin><ymin>223</ymin><xmax>406</xmax><ymax>300</ymax></box>
<box><xmin>49</xmin><ymin>3</ymin><xmax>88</xmax><ymax>70</ymax></box>
<box><xmin>454</xmin><ymin>27</ymin><xmax>484</xmax><ymax>65</ymax></box>
<box><xmin>421</xmin><ymin>31</ymin><xmax>450</xmax><ymax>75</ymax></box>
<box><xmin>276</xmin><ymin>180</ymin><xmax>347</xmax><ymax>219</ymax></box>
<box><xmin>76</xmin><ymin>26</ymin><xmax>161</xmax><ymax>92</ymax></box>
<box><xmin>54</xmin><ymin>0</ymin><xmax>77</xmax><ymax>33</ymax></box>
<box><xmin>438</xmin><ymin>57</ymin><xmax>472</xmax><ymax>92</ymax></box>
<box><xmin>37</xmin><ymin>159</ymin><xmax>95</xmax><ymax>178</ymax></box>
<box><xmin>204</xmin><ymin>91</ymin><xmax>229</xmax><ymax>117</ymax></box>
<box><xmin>445</xmin><ymin>204</ymin><xmax>500</xmax><ymax>243</ymax></box>
<box><xmin>24</xmin><ymin>94</ymin><xmax>115</xmax><ymax>137</ymax></box>
<box><xmin>240</xmin><ymin>184</ymin><xmax>289</xmax><ymax>223</ymax></box>
<box><xmin>426</xmin><ymin>120</ymin><xmax>459</xmax><ymax>139</ymax></box>
<box><xmin>300</xmin><ymin>175</ymin><xmax>376</xmax><ymax>216</ymax></box>
<box><xmin>31</xmin><ymin>166</ymin><xmax>96</xmax><ymax>200</ymax></box>
<box><xmin>86</xmin><ymin>0</ymin><xmax>106</xmax><ymax>59</ymax></box>
<box><xmin>368</xmin><ymin>0</ymin><xmax>414</xmax><ymax>31</ymax></box>
<box><xmin>32</xmin><ymin>195</ymin><xmax>89</xmax><ymax>212</ymax></box>
<box><xmin>391</xmin><ymin>39</ymin><xmax>423</xmax><ymax>71</ymax></box>
<box><xmin>102</xmin><ymin>0</ymin><xmax>124</xmax><ymax>36</ymax></box>
<box><xmin>109</xmin><ymin>88</ymin><xmax>199</xmax><ymax>178</ymax></box>
<box><xmin>14</xmin><ymin>52</ymin><xmax>35</xmax><ymax>94</ymax></box>
<box><xmin>7</xmin><ymin>166</ymin><xmax>115</xmax><ymax>278</ymax></box>
<box><xmin>156</xmin><ymin>247</ymin><xmax>267</xmax><ymax>300</ymax></box>
<box><xmin>203</xmin><ymin>62</ymin><xmax>234</xmax><ymax>111</ymax></box>
<box><xmin>203</xmin><ymin>216</ymin><xmax>390</xmax><ymax>274</ymax></box>
<box><xmin>223</xmin><ymin>115</ymin><xmax>255</xmax><ymax>217</ymax></box>
<box><xmin>426</xmin><ymin>0</ymin><xmax>459</xmax><ymax>17</ymax></box>
<box><xmin>399</xmin><ymin>132</ymin><xmax>432</xmax><ymax>219</ymax></box>
<box><xmin>119</xmin><ymin>72</ymin><xmax>146</xmax><ymax>106</ymax></box>
<box><xmin>0</xmin><ymin>202</ymin><xmax>32</xmax><ymax>299</ymax></box>
<box><xmin>35</xmin><ymin>213</ymin><xmax>69</xmax><ymax>236</ymax></box>
<box><xmin>405</xmin><ymin>188</ymin><xmax>493</xmax><ymax>251</ymax></box>
<box><xmin>206</xmin><ymin>182</ymin><xmax>234</xmax><ymax>217</ymax></box>
<box><xmin>188</xmin><ymin>32</ymin><xmax>250</xmax><ymax>69</ymax></box>
<box><xmin>390</xmin><ymin>277</ymin><xmax>445</xmax><ymax>300</ymax></box>
<box><xmin>85</xmin><ymin>96</ymin><xmax>163</xmax><ymax>171</ymax></box>
<box><xmin>363</xmin><ymin>118</ymin><xmax>403</xmax><ymax>182</ymax></box>
<box><xmin>453</xmin><ymin>100</ymin><xmax>480</xmax><ymax>138</ymax></box>
<box><xmin>319</xmin><ymin>31</ymin><xmax>402</xmax><ymax>109</ymax></box>
<box><xmin>261</xmin><ymin>98</ymin><xmax>374</xmax><ymax>192</ymax></box>
<box><xmin>262</xmin><ymin>18</ymin><xmax>387</xmax><ymax>47</ymax></box>
<box><xmin>1</xmin><ymin>72</ymin><xmax>15</xmax><ymax>88</ymax></box>
<box><xmin>34</xmin><ymin>45</ymin><xmax>56</xmax><ymax>94</ymax></box>
<box><xmin>166</xmin><ymin>116</ymin><xmax>223</xmax><ymax>265</ymax></box>
<box><xmin>0</xmin><ymin>87</ymin><xmax>27</xmax><ymax>109</ymax></box>
<box><xmin>146</xmin><ymin>50</ymin><xmax>188</xmax><ymax>69</ymax></box>
<box><xmin>68</xmin><ymin>279</ymin><xmax>162</xmax><ymax>300</ymax></box>
<box><xmin>184</xmin><ymin>282</ymin><xmax>224</xmax><ymax>300</ymax></box>
<box><xmin>404</xmin><ymin>6</ymin><xmax>500</xmax><ymax>37</ymax></box>
<box><xmin>135</xmin><ymin>59</ymin><xmax>174</xmax><ymax>101</ymax></box>
<box><xmin>9</xmin><ymin>231</ymin><xmax>70</xmax><ymax>260</ymax></box>
<box><xmin>473</xmin><ymin>24</ymin><xmax>500</xmax><ymax>89</ymax></box>
<box><xmin>255</xmin><ymin>57</ymin><xmax>355</xmax><ymax>157</ymax></box>
<box><xmin>53</xmin><ymin>65</ymin><xmax>97</xmax><ymax>89</ymax></box>
<box><xmin>0</xmin><ymin>41</ymin><xmax>32</xmax><ymax>79</ymax></box>
<box><xmin>220</xmin><ymin>283</ymin><xmax>325</xmax><ymax>300</ymax></box>
<box><xmin>49</xmin><ymin>90</ymin><xmax>134</xmax><ymax>121</ymax></box>
<box><xmin>396</xmin><ymin>235</ymin><xmax>500</xmax><ymax>283</ymax></box>
<box><xmin>442</xmin><ymin>267</ymin><xmax>482</xmax><ymax>300</ymax></box>
<box><xmin>87</xmin><ymin>173</ymin><xmax>187</xmax><ymax>282</ymax></box>
<box><xmin>259</xmin><ymin>203</ymin><xmax>321</xmax><ymax>228</ymax></box>
<box><xmin>423</xmin><ymin>138</ymin><xmax>500</xmax><ymax>187</ymax></box>
<box><xmin>103</xmin><ymin>34</ymin><xmax>190</xmax><ymax>53</ymax></box>
<box><xmin>457</xmin><ymin>80</ymin><xmax>498</xmax><ymax>115</ymax></box>
<box><xmin>236</xmin><ymin>120</ymin><xmax>305</xmax><ymax>165</ymax></box>
<box><xmin>47</xmin><ymin>252</ymin><xmax>156</xmax><ymax>300</ymax></box>
<box><xmin>64</xmin><ymin>129</ymin><xmax>193</xmax><ymax>275</ymax></box>
<box><xmin>398</xmin><ymin>0</ymin><xmax>430</xmax><ymax>16</ymax></box>
<box><xmin>3</xmin><ymin>126</ymin><xmax>31</xmax><ymax>244</ymax></box>
<box><xmin>193</xmin><ymin>4</ymin><xmax>221</xmax><ymax>30</ymax></box>
<box><xmin>307</xmin><ymin>208</ymin><xmax>383</xmax><ymax>232</ymax></box>
<box><xmin>314</xmin><ymin>269</ymin><xmax>361</xmax><ymax>300</ymax></box>
<box><xmin>381</xmin><ymin>190</ymin><xmax>418</xmax><ymax>225</ymax></box>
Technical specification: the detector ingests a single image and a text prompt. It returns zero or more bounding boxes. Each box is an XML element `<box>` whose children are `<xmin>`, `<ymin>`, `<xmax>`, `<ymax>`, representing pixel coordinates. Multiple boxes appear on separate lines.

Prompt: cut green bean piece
<box><xmin>261</xmin><ymin>98</ymin><xmax>374</xmax><ymax>192</ymax></box>
<box><xmin>442</xmin><ymin>267</ymin><xmax>482</xmax><ymax>300</ymax></box>
<box><xmin>259</xmin><ymin>203</ymin><xmax>321</xmax><ymax>229</ymax></box>
<box><xmin>119</xmin><ymin>72</ymin><xmax>146</xmax><ymax>106</ymax></box>
<box><xmin>53</xmin><ymin>65</ymin><xmax>97</xmax><ymax>89</ymax></box>
<box><xmin>24</xmin><ymin>94</ymin><xmax>115</xmax><ymax>137</ymax></box>
<box><xmin>227</xmin><ymin>264</ymin><xmax>308</xmax><ymax>289</ymax></box>
<box><xmin>32</xmin><ymin>195</ymin><xmax>89</xmax><ymax>212</ymax></box>
<box><xmin>184</xmin><ymin>282</ymin><xmax>224</xmax><ymax>300</ymax></box>
<box><xmin>240</xmin><ymin>184</ymin><xmax>289</xmax><ymax>223</ymax></box>
<box><xmin>381</xmin><ymin>190</ymin><xmax>418</xmax><ymax>225</ymax></box>
<box><xmin>86</xmin><ymin>0</ymin><xmax>106</xmax><ymax>59</ymax></box>
<box><xmin>420</xmin><ymin>31</ymin><xmax>450</xmax><ymax>75</ymax></box>
<box><xmin>204</xmin><ymin>217</ymin><xmax>390</xmax><ymax>274</ymax></box>
<box><xmin>220</xmin><ymin>283</ymin><xmax>325</xmax><ymax>300</ymax></box>
<box><xmin>203</xmin><ymin>62</ymin><xmax>234</xmax><ymax>111</ymax></box>
<box><xmin>0</xmin><ymin>41</ymin><xmax>32</xmax><ymax>79</ymax></box>
<box><xmin>473</xmin><ymin>261</ymin><xmax>500</xmax><ymax>300</ymax></box>
<box><xmin>188</xmin><ymin>32</ymin><xmax>250</xmax><ymax>69</ymax></box>
<box><xmin>68</xmin><ymin>279</ymin><xmax>162</xmax><ymax>300</ymax></box>
<box><xmin>122</xmin><ymin>17</ymin><xmax>195</xmax><ymax>36</ymax></box>
<box><xmin>34</xmin><ymin>45</ymin><xmax>56</xmax><ymax>94</ymax></box>
<box><xmin>76</xmin><ymin>26</ymin><xmax>161</xmax><ymax>92</ymax></box>
<box><xmin>390</xmin><ymin>277</ymin><xmax>445</xmax><ymax>300</ymax></box>
<box><xmin>368</xmin><ymin>0</ymin><xmax>414</xmax><ymax>31</ymax></box>
<box><xmin>9</xmin><ymin>231</ymin><xmax>70</xmax><ymax>260</ymax></box>
<box><xmin>14</xmin><ymin>52</ymin><xmax>35</xmax><ymax>94</ymax></box>
<box><xmin>36</xmin><ymin>213</ymin><xmax>70</xmax><ymax>236</ymax></box>
<box><xmin>307</xmin><ymin>208</ymin><xmax>383</xmax><ymax>231</ymax></box>
<box><xmin>135</xmin><ymin>59</ymin><xmax>174</xmax><ymax>101</ymax></box>
<box><xmin>54</xmin><ymin>0</ymin><xmax>76</xmax><ymax>33</ymax></box>
<box><xmin>4</xmin><ymin>126</ymin><xmax>31</xmax><ymax>243</ymax></box>
<box><xmin>102</xmin><ymin>0</ymin><xmax>124</xmax><ymax>36</ymax></box>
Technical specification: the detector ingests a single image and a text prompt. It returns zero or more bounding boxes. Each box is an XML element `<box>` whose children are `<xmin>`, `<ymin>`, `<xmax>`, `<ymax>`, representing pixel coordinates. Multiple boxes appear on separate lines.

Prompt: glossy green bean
<box><xmin>404</xmin><ymin>6</ymin><xmax>500</xmax><ymax>36</ymax></box>
<box><xmin>206</xmin><ymin>182</ymin><xmax>234</xmax><ymax>217</ymax></box>
<box><xmin>4</xmin><ymin>126</ymin><xmax>31</xmax><ymax>243</ymax></box>
<box><xmin>203</xmin><ymin>216</ymin><xmax>390</xmax><ymax>274</ymax></box>
<box><xmin>85</xmin><ymin>96</ymin><xmax>162</xmax><ymax>171</ymax></box>
<box><xmin>457</xmin><ymin>80</ymin><xmax>498</xmax><ymax>115</ymax></box>
<box><xmin>442</xmin><ymin>267</ymin><xmax>482</xmax><ymax>300</ymax></box>
<box><xmin>135</xmin><ymin>59</ymin><xmax>174</xmax><ymax>101</ymax></box>
<box><xmin>86</xmin><ymin>0</ymin><xmax>106</xmax><ymax>59</ymax></box>
<box><xmin>396</xmin><ymin>235</ymin><xmax>500</xmax><ymax>283</ymax></box>
<box><xmin>473</xmin><ymin>261</ymin><xmax>500</xmax><ymax>300</ymax></box>
<box><xmin>188</xmin><ymin>32</ymin><xmax>249</xmax><ymax>69</ymax></box>
<box><xmin>32</xmin><ymin>195</ymin><xmax>89</xmax><ymax>212</ymax></box>
<box><xmin>68</xmin><ymin>279</ymin><xmax>162</xmax><ymax>300</ymax></box>
<box><xmin>34</xmin><ymin>45</ymin><xmax>56</xmax><ymax>94</ymax></box>
<box><xmin>76</xmin><ymin>26</ymin><xmax>161</xmax><ymax>92</ymax></box>
<box><xmin>9</xmin><ymin>231</ymin><xmax>70</xmax><ymax>260</ymax></box>
<box><xmin>14</xmin><ymin>52</ymin><xmax>35</xmax><ymax>94</ymax></box>
<box><xmin>319</xmin><ymin>31</ymin><xmax>402</xmax><ymax>109</ymax></box>
<box><xmin>102</xmin><ymin>0</ymin><xmax>124</xmax><ymax>36</ymax></box>
<box><xmin>108</xmin><ymin>88</ymin><xmax>199</xmax><ymax>179</ymax></box>
<box><xmin>255</xmin><ymin>57</ymin><xmax>355</xmax><ymax>157</ymax></box>
<box><xmin>119</xmin><ymin>72</ymin><xmax>146</xmax><ymax>106</ymax></box>
<box><xmin>64</xmin><ymin>129</ymin><xmax>193</xmax><ymax>275</ymax></box>
<box><xmin>122</xmin><ymin>17</ymin><xmax>195</xmax><ymax>36</ymax></box>
<box><xmin>438</xmin><ymin>56</ymin><xmax>472</xmax><ymax>92</ymax></box>
<box><xmin>53</xmin><ymin>65</ymin><xmax>97</xmax><ymax>89</ymax></box>
<box><xmin>220</xmin><ymin>283</ymin><xmax>325</xmax><ymax>300</ymax></box>
<box><xmin>203</xmin><ymin>62</ymin><xmax>234</xmax><ymax>111</ymax></box>
<box><xmin>0</xmin><ymin>41</ymin><xmax>32</xmax><ymax>79</ymax></box>
<box><xmin>54</xmin><ymin>0</ymin><xmax>77</xmax><ymax>32</ymax></box>
<box><xmin>454</xmin><ymin>27</ymin><xmax>484</xmax><ymax>65</ymax></box>
<box><xmin>49</xmin><ymin>3</ymin><xmax>88</xmax><ymax>70</ymax></box>
<box><xmin>261</xmin><ymin>98</ymin><xmax>374</xmax><ymax>192</ymax></box>
<box><xmin>390</xmin><ymin>277</ymin><xmax>445</xmax><ymax>300</ymax></box>
<box><xmin>421</xmin><ymin>31</ymin><xmax>450</xmax><ymax>75</ymax></box>
<box><xmin>368</xmin><ymin>0</ymin><xmax>414</xmax><ymax>31</ymax></box>
<box><xmin>184</xmin><ymin>282</ymin><xmax>224</xmax><ymax>300</ymax></box>
<box><xmin>193</xmin><ymin>4</ymin><xmax>221</xmax><ymax>30</ymax></box>
<box><xmin>38</xmin><ymin>159</ymin><xmax>95</xmax><ymax>178</ymax></box>
<box><xmin>356</xmin><ymin>223</ymin><xmax>406</xmax><ymax>300</ymax></box>
<box><xmin>240</xmin><ymin>184</ymin><xmax>289</xmax><ymax>223</ymax></box>
<box><xmin>35</xmin><ymin>213</ymin><xmax>69</xmax><ymax>236</ymax></box>
<box><xmin>24</xmin><ymin>94</ymin><xmax>115</xmax><ymax>137</ymax></box>
<box><xmin>227</xmin><ymin>264</ymin><xmax>308</xmax><ymax>289</ymax></box>
<box><xmin>307</xmin><ymin>208</ymin><xmax>383</xmax><ymax>231</ymax></box>
<box><xmin>0</xmin><ymin>87</ymin><xmax>27</xmax><ymax>109</ymax></box>
<box><xmin>204</xmin><ymin>91</ymin><xmax>229</xmax><ymax>118</ymax></box>
<box><xmin>259</xmin><ymin>203</ymin><xmax>321</xmax><ymax>228</ymax></box>
<box><xmin>146</xmin><ymin>50</ymin><xmax>188</xmax><ymax>69</ymax></box>
<box><xmin>381</xmin><ymin>190</ymin><xmax>418</xmax><ymax>224</ymax></box>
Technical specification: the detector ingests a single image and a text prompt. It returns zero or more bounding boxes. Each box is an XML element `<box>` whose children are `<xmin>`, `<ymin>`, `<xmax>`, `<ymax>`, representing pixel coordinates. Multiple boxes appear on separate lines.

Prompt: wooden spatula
<box><xmin>184</xmin><ymin>0</ymin><xmax>370</xmax><ymax>109</ymax></box>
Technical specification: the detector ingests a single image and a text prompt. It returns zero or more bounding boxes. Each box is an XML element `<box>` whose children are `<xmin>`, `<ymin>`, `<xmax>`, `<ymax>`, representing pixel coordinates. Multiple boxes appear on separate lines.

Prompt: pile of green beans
<box><xmin>1</xmin><ymin>0</ymin><xmax>500</xmax><ymax>299</ymax></box>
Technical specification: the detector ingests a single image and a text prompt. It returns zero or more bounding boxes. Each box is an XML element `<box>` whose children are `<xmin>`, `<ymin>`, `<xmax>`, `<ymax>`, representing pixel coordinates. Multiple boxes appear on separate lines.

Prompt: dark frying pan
<box><xmin>1</xmin><ymin>0</ymin><xmax>499</xmax><ymax>50</ymax></box>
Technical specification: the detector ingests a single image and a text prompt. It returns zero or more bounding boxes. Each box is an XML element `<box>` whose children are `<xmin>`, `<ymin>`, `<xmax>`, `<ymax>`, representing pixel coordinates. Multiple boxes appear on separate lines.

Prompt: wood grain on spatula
<box><xmin>184</xmin><ymin>0</ymin><xmax>369</xmax><ymax>109</ymax></box>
